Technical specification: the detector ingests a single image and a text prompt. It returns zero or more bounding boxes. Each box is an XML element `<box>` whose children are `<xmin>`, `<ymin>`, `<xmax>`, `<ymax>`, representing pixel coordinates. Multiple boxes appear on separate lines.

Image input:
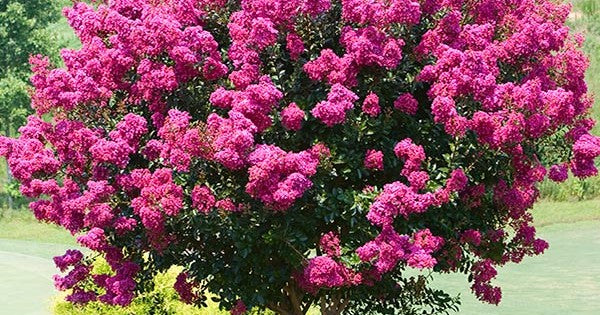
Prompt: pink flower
<box><xmin>53</xmin><ymin>250</ymin><xmax>84</xmax><ymax>272</ymax></box>
<box><xmin>364</xmin><ymin>149</ymin><xmax>384</xmax><ymax>171</ymax></box>
<box><xmin>460</xmin><ymin>229</ymin><xmax>482</xmax><ymax>246</ymax></box>
<box><xmin>362</xmin><ymin>92</ymin><xmax>381</xmax><ymax>117</ymax></box>
<box><xmin>548</xmin><ymin>164</ymin><xmax>568</xmax><ymax>182</ymax></box>
<box><xmin>394</xmin><ymin>93</ymin><xmax>419</xmax><ymax>115</ymax></box>
<box><xmin>320</xmin><ymin>232</ymin><xmax>341</xmax><ymax>257</ymax></box>
<box><xmin>311</xmin><ymin>84</ymin><xmax>358</xmax><ymax>127</ymax></box>
<box><xmin>301</xmin><ymin>0</ymin><xmax>332</xmax><ymax>16</ymax></box>
<box><xmin>286</xmin><ymin>33</ymin><xmax>305</xmax><ymax>60</ymax></box>
<box><xmin>174</xmin><ymin>273</ymin><xmax>200</xmax><ymax>304</ymax></box>
<box><xmin>246</xmin><ymin>145</ymin><xmax>319</xmax><ymax>210</ymax></box>
<box><xmin>191</xmin><ymin>185</ymin><xmax>216</xmax><ymax>213</ymax></box>
<box><xmin>471</xmin><ymin>259</ymin><xmax>501</xmax><ymax>305</ymax></box>
<box><xmin>446</xmin><ymin>169</ymin><xmax>468</xmax><ymax>192</ymax></box>
<box><xmin>300</xmin><ymin>256</ymin><xmax>355</xmax><ymax>292</ymax></box>
<box><xmin>281</xmin><ymin>103</ymin><xmax>305</xmax><ymax>131</ymax></box>
<box><xmin>230</xmin><ymin>299</ymin><xmax>247</xmax><ymax>315</ymax></box>
<box><xmin>77</xmin><ymin>228</ymin><xmax>107</xmax><ymax>251</ymax></box>
<box><xmin>216</xmin><ymin>198</ymin><xmax>238</xmax><ymax>212</ymax></box>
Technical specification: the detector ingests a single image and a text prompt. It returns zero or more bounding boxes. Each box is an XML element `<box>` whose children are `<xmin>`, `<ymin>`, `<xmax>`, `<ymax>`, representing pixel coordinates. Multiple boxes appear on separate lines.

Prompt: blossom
<box><xmin>362</xmin><ymin>92</ymin><xmax>381</xmax><ymax>117</ymax></box>
<box><xmin>0</xmin><ymin>0</ymin><xmax>595</xmax><ymax>310</ymax></box>
<box><xmin>364</xmin><ymin>149</ymin><xmax>384</xmax><ymax>171</ymax></box>
<box><xmin>394</xmin><ymin>93</ymin><xmax>418</xmax><ymax>115</ymax></box>
<box><xmin>460</xmin><ymin>230</ymin><xmax>482</xmax><ymax>246</ymax></box>
<box><xmin>299</xmin><ymin>256</ymin><xmax>355</xmax><ymax>293</ymax></box>
<box><xmin>246</xmin><ymin>145</ymin><xmax>320</xmax><ymax>210</ymax></box>
<box><xmin>230</xmin><ymin>300</ymin><xmax>247</xmax><ymax>315</ymax></box>
<box><xmin>548</xmin><ymin>164</ymin><xmax>569</xmax><ymax>182</ymax></box>
<box><xmin>174</xmin><ymin>273</ymin><xmax>200</xmax><ymax>304</ymax></box>
<box><xmin>311</xmin><ymin>84</ymin><xmax>359</xmax><ymax>126</ymax></box>
<box><xmin>77</xmin><ymin>228</ymin><xmax>107</xmax><ymax>251</ymax></box>
<box><xmin>191</xmin><ymin>185</ymin><xmax>216</xmax><ymax>213</ymax></box>
<box><xmin>286</xmin><ymin>33</ymin><xmax>305</xmax><ymax>60</ymax></box>
<box><xmin>53</xmin><ymin>250</ymin><xmax>84</xmax><ymax>272</ymax></box>
<box><xmin>281</xmin><ymin>103</ymin><xmax>305</xmax><ymax>131</ymax></box>
<box><xmin>471</xmin><ymin>259</ymin><xmax>501</xmax><ymax>305</ymax></box>
<box><xmin>320</xmin><ymin>232</ymin><xmax>341</xmax><ymax>257</ymax></box>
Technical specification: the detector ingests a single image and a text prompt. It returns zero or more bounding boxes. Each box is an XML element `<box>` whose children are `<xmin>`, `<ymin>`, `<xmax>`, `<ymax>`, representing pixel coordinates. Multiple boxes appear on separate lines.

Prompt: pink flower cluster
<box><xmin>471</xmin><ymin>259</ymin><xmax>501</xmax><ymax>305</ymax></box>
<box><xmin>319</xmin><ymin>232</ymin><xmax>342</xmax><ymax>257</ymax></box>
<box><xmin>129</xmin><ymin>168</ymin><xmax>183</xmax><ymax>248</ymax></box>
<box><xmin>31</xmin><ymin>0</ymin><xmax>226</xmax><ymax>114</ymax></box>
<box><xmin>364</xmin><ymin>149</ymin><xmax>384</xmax><ymax>171</ymax></box>
<box><xmin>356</xmin><ymin>226</ymin><xmax>443</xmax><ymax>275</ymax></box>
<box><xmin>145</xmin><ymin>109</ymin><xmax>208</xmax><ymax>172</ymax></box>
<box><xmin>362</xmin><ymin>92</ymin><xmax>381</xmax><ymax>117</ymax></box>
<box><xmin>394</xmin><ymin>93</ymin><xmax>419</xmax><ymax>115</ymax></box>
<box><xmin>174</xmin><ymin>273</ymin><xmax>202</xmax><ymax>304</ymax></box>
<box><xmin>230</xmin><ymin>299</ymin><xmax>248</xmax><ymax>315</ymax></box>
<box><xmin>191</xmin><ymin>185</ymin><xmax>216</xmax><ymax>214</ymax></box>
<box><xmin>205</xmin><ymin>76</ymin><xmax>284</xmax><ymax>170</ymax></box>
<box><xmin>246</xmin><ymin>145</ymin><xmax>320</xmax><ymax>210</ymax></box>
<box><xmin>299</xmin><ymin>255</ymin><xmax>360</xmax><ymax>293</ymax></box>
<box><xmin>53</xmin><ymin>247</ymin><xmax>140</xmax><ymax>306</ymax></box>
<box><xmin>311</xmin><ymin>84</ymin><xmax>359</xmax><ymax>126</ymax></box>
<box><xmin>341</xmin><ymin>0</ymin><xmax>421</xmax><ymax>27</ymax></box>
<box><xmin>281</xmin><ymin>103</ymin><xmax>305</xmax><ymax>131</ymax></box>
<box><xmin>572</xmin><ymin>134</ymin><xmax>600</xmax><ymax>178</ymax></box>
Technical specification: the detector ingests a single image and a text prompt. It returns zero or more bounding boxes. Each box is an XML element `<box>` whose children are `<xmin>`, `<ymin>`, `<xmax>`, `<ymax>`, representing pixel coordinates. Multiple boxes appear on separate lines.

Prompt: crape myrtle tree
<box><xmin>1</xmin><ymin>0</ymin><xmax>599</xmax><ymax>314</ymax></box>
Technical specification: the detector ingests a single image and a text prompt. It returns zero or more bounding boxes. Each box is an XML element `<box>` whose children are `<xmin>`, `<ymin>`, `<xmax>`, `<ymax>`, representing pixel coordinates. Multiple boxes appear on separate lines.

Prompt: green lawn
<box><xmin>431</xmin><ymin>219</ymin><xmax>600</xmax><ymax>315</ymax></box>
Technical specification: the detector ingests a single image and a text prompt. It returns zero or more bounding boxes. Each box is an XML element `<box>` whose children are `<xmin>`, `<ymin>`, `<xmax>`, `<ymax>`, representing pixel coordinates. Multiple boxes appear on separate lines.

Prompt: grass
<box><xmin>531</xmin><ymin>199</ymin><xmax>600</xmax><ymax>226</ymax></box>
<box><xmin>431</xmin><ymin>219</ymin><xmax>600</xmax><ymax>315</ymax></box>
<box><xmin>47</xmin><ymin>0</ymin><xmax>80</xmax><ymax>53</ymax></box>
<box><xmin>0</xmin><ymin>208</ymin><xmax>76</xmax><ymax>245</ymax></box>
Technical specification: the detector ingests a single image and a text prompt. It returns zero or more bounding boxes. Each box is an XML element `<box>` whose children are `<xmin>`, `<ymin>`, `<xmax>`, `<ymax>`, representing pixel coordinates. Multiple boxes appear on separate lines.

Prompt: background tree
<box><xmin>0</xmin><ymin>0</ymin><xmax>60</xmax><ymax>208</ymax></box>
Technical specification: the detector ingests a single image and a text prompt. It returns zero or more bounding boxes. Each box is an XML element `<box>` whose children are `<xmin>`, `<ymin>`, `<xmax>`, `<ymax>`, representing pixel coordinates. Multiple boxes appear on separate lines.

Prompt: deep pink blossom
<box><xmin>311</xmin><ymin>84</ymin><xmax>359</xmax><ymax>126</ymax></box>
<box><xmin>191</xmin><ymin>185</ymin><xmax>216</xmax><ymax>213</ymax></box>
<box><xmin>364</xmin><ymin>149</ymin><xmax>384</xmax><ymax>171</ymax></box>
<box><xmin>281</xmin><ymin>103</ymin><xmax>305</xmax><ymax>131</ymax></box>
<box><xmin>362</xmin><ymin>92</ymin><xmax>381</xmax><ymax>117</ymax></box>
<box><xmin>394</xmin><ymin>93</ymin><xmax>419</xmax><ymax>115</ymax></box>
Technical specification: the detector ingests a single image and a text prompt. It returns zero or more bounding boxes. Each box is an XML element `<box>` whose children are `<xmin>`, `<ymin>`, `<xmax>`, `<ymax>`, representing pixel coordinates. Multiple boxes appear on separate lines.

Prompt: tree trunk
<box><xmin>267</xmin><ymin>285</ymin><xmax>348</xmax><ymax>315</ymax></box>
<box><xmin>318</xmin><ymin>292</ymin><xmax>348</xmax><ymax>315</ymax></box>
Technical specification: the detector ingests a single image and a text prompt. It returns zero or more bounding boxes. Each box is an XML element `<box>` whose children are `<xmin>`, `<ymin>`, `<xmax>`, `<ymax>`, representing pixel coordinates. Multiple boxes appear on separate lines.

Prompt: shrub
<box><xmin>53</xmin><ymin>259</ymin><xmax>228</xmax><ymax>315</ymax></box>
<box><xmin>1</xmin><ymin>1</ymin><xmax>599</xmax><ymax>314</ymax></box>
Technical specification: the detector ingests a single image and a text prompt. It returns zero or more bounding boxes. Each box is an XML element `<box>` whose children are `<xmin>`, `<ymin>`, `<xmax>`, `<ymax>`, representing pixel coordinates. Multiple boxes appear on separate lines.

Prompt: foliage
<box><xmin>0</xmin><ymin>0</ymin><xmax>60</xmax><ymax>127</ymax></box>
<box><xmin>1</xmin><ymin>1</ymin><xmax>599</xmax><ymax>315</ymax></box>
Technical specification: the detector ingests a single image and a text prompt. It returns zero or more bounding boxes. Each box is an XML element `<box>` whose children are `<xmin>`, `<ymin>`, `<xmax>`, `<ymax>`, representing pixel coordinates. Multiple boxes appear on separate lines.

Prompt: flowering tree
<box><xmin>1</xmin><ymin>0</ymin><xmax>599</xmax><ymax>314</ymax></box>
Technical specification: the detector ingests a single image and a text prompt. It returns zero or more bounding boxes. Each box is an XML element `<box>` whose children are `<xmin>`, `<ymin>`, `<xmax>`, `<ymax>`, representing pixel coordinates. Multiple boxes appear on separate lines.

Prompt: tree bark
<box><xmin>267</xmin><ymin>283</ymin><xmax>349</xmax><ymax>315</ymax></box>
